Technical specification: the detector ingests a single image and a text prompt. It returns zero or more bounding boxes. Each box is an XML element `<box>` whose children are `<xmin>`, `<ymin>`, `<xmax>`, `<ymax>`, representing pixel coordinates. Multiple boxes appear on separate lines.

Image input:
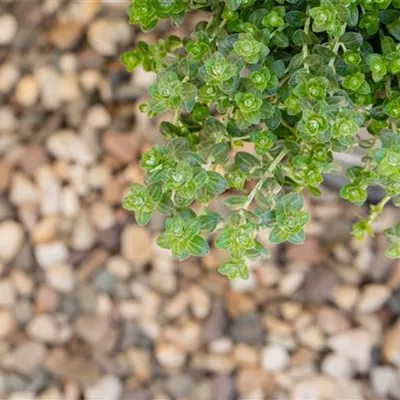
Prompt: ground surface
<box><xmin>1</xmin><ymin>1</ymin><xmax>400</xmax><ymax>399</ymax></box>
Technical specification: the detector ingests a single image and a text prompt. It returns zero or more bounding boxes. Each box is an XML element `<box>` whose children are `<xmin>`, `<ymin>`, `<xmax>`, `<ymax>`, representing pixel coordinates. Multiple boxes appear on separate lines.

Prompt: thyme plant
<box><xmin>122</xmin><ymin>0</ymin><xmax>400</xmax><ymax>279</ymax></box>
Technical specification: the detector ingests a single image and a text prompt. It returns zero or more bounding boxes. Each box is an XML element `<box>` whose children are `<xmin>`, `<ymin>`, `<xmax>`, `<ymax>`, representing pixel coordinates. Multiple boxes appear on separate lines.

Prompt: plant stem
<box><xmin>244</xmin><ymin>149</ymin><xmax>287</xmax><ymax>209</ymax></box>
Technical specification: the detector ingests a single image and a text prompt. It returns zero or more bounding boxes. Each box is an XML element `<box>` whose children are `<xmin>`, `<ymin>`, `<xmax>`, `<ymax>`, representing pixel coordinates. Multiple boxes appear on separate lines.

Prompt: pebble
<box><xmin>370</xmin><ymin>366</ymin><xmax>399</xmax><ymax>397</ymax></box>
<box><xmin>0</xmin><ymin>309</ymin><xmax>16</xmax><ymax>338</ymax></box>
<box><xmin>321</xmin><ymin>353</ymin><xmax>354</xmax><ymax>379</ymax></box>
<box><xmin>121</xmin><ymin>225</ymin><xmax>152</xmax><ymax>264</ymax></box>
<box><xmin>10</xmin><ymin>173</ymin><xmax>39</xmax><ymax>205</ymax></box>
<box><xmin>155</xmin><ymin>342</ymin><xmax>187</xmax><ymax>369</ymax></box>
<box><xmin>0</xmin><ymin>220</ymin><xmax>24</xmax><ymax>262</ymax></box>
<box><xmin>35</xmin><ymin>241</ymin><xmax>69</xmax><ymax>269</ymax></box>
<box><xmin>261</xmin><ymin>343</ymin><xmax>289</xmax><ymax>373</ymax></box>
<box><xmin>103</xmin><ymin>132</ymin><xmax>139</xmax><ymax>164</ymax></box>
<box><xmin>88</xmin><ymin>18</ymin><xmax>130</xmax><ymax>56</ymax></box>
<box><xmin>75</xmin><ymin>314</ymin><xmax>111</xmax><ymax>346</ymax></box>
<box><xmin>189</xmin><ymin>285</ymin><xmax>211</xmax><ymax>319</ymax></box>
<box><xmin>85</xmin><ymin>105</ymin><xmax>111</xmax><ymax>129</ymax></box>
<box><xmin>14</xmin><ymin>75</ymin><xmax>39</xmax><ymax>107</ymax></box>
<box><xmin>356</xmin><ymin>284</ymin><xmax>391</xmax><ymax>314</ymax></box>
<box><xmin>231</xmin><ymin>312</ymin><xmax>265</xmax><ymax>345</ymax></box>
<box><xmin>383</xmin><ymin>319</ymin><xmax>400</xmax><ymax>366</ymax></box>
<box><xmin>0</xmin><ymin>279</ymin><xmax>16</xmax><ymax>306</ymax></box>
<box><xmin>71</xmin><ymin>212</ymin><xmax>96</xmax><ymax>251</ymax></box>
<box><xmin>106</xmin><ymin>255</ymin><xmax>132</xmax><ymax>279</ymax></box>
<box><xmin>331</xmin><ymin>284</ymin><xmax>359</xmax><ymax>311</ymax></box>
<box><xmin>327</xmin><ymin>328</ymin><xmax>373</xmax><ymax>371</ymax></box>
<box><xmin>85</xmin><ymin>375</ymin><xmax>122</xmax><ymax>400</ymax></box>
<box><xmin>46</xmin><ymin>264</ymin><xmax>75</xmax><ymax>293</ymax></box>
<box><xmin>0</xmin><ymin>62</ymin><xmax>19</xmax><ymax>93</ymax></box>
<box><xmin>11</xmin><ymin>269</ymin><xmax>34</xmax><ymax>296</ymax></box>
<box><xmin>47</xmin><ymin>130</ymin><xmax>95</xmax><ymax>165</ymax></box>
<box><xmin>278</xmin><ymin>271</ymin><xmax>305</xmax><ymax>295</ymax></box>
<box><xmin>0</xmin><ymin>14</ymin><xmax>18</xmax><ymax>45</ymax></box>
<box><xmin>1</xmin><ymin>340</ymin><xmax>46</xmax><ymax>375</ymax></box>
<box><xmin>26</xmin><ymin>315</ymin><xmax>60</xmax><ymax>343</ymax></box>
<box><xmin>90</xmin><ymin>201</ymin><xmax>115</xmax><ymax>230</ymax></box>
<box><xmin>50</xmin><ymin>21</ymin><xmax>83</xmax><ymax>49</ymax></box>
<box><xmin>31</xmin><ymin>217</ymin><xmax>60</xmax><ymax>244</ymax></box>
<box><xmin>291</xmin><ymin>375</ymin><xmax>335</xmax><ymax>400</ymax></box>
<box><xmin>35</xmin><ymin>66</ymin><xmax>62</xmax><ymax>110</ymax></box>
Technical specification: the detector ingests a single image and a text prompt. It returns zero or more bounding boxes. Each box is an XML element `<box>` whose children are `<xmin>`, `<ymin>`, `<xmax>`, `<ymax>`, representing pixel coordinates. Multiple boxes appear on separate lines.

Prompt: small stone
<box><xmin>279</xmin><ymin>271</ymin><xmax>305</xmax><ymax>295</ymax></box>
<box><xmin>321</xmin><ymin>353</ymin><xmax>354</xmax><ymax>379</ymax></box>
<box><xmin>90</xmin><ymin>201</ymin><xmax>115</xmax><ymax>230</ymax></box>
<box><xmin>1</xmin><ymin>340</ymin><xmax>46</xmax><ymax>375</ymax></box>
<box><xmin>35</xmin><ymin>241</ymin><xmax>69</xmax><ymax>269</ymax></box>
<box><xmin>18</xmin><ymin>145</ymin><xmax>49</xmax><ymax>176</ymax></box>
<box><xmin>231</xmin><ymin>312</ymin><xmax>265</xmax><ymax>345</ymax></box>
<box><xmin>106</xmin><ymin>256</ymin><xmax>132</xmax><ymax>279</ymax></box>
<box><xmin>327</xmin><ymin>328</ymin><xmax>373</xmax><ymax>371</ymax></box>
<box><xmin>61</xmin><ymin>186</ymin><xmax>79</xmax><ymax>217</ymax></box>
<box><xmin>121</xmin><ymin>225</ymin><xmax>152</xmax><ymax>264</ymax></box>
<box><xmin>26</xmin><ymin>315</ymin><xmax>59</xmax><ymax>343</ymax></box>
<box><xmin>0</xmin><ymin>14</ymin><xmax>18</xmax><ymax>45</ymax></box>
<box><xmin>213</xmin><ymin>375</ymin><xmax>236</xmax><ymax>400</ymax></box>
<box><xmin>0</xmin><ymin>160</ymin><xmax>10</xmax><ymax>192</ymax></box>
<box><xmin>383</xmin><ymin>319</ymin><xmax>400</xmax><ymax>366</ymax></box>
<box><xmin>155</xmin><ymin>342</ymin><xmax>187</xmax><ymax>369</ymax></box>
<box><xmin>10</xmin><ymin>173</ymin><xmax>39</xmax><ymax>205</ymax></box>
<box><xmin>292</xmin><ymin>375</ymin><xmax>335</xmax><ymax>400</ymax></box>
<box><xmin>46</xmin><ymin>264</ymin><xmax>75</xmax><ymax>293</ymax></box>
<box><xmin>44</xmin><ymin>348</ymin><xmax>100</xmax><ymax>384</ymax></box>
<box><xmin>331</xmin><ymin>284</ymin><xmax>359</xmax><ymax>311</ymax></box>
<box><xmin>35</xmin><ymin>285</ymin><xmax>60</xmax><ymax>313</ymax></box>
<box><xmin>236</xmin><ymin>368</ymin><xmax>275</xmax><ymax>397</ymax></box>
<box><xmin>0</xmin><ymin>309</ymin><xmax>16</xmax><ymax>338</ymax></box>
<box><xmin>189</xmin><ymin>285</ymin><xmax>211</xmax><ymax>319</ymax></box>
<box><xmin>225</xmin><ymin>291</ymin><xmax>256</xmax><ymax>318</ymax></box>
<box><xmin>356</xmin><ymin>284</ymin><xmax>390</xmax><ymax>314</ymax></box>
<box><xmin>39</xmin><ymin>387</ymin><xmax>63</xmax><ymax>400</ymax></box>
<box><xmin>233</xmin><ymin>344</ymin><xmax>259</xmax><ymax>367</ymax></box>
<box><xmin>165</xmin><ymin>375</ymin><xmax>195</xmax><ymax>399</ymax></box>
<box><xmin>50</xmin><ymin>20</ymin><xmax>83</xmax><ymax>49</ymax></box>
<box><xmin>0</xmin><ymin>220</ymin><xmax>24</xmax><ymax>263</ymax></box>
<box><xmin>179</xmin><ymin>320</ymin><xmax>203</xmax><ymax>352</ymax></box>
<box><xmin>298</xmin><ymin>325</ymin><xmax>325</xmax><ymax>351</ymax></box>
<box><xmin>85</xmin><ymin>376</ymin><xmax>122</xmax><ymax>400</ymax></box>
<box><xmin>88</xmin><ymin>18</ymin><xmax>130</xmax><ymax>55</ymax></box>
<box><xmin>9</xmin><ymin>392</ymin><xmax>35</xmax><ymax>400</ymax></box>
<box><xmin>36</xmin><ymin>66</ymin><xmax>62</xmax><ymax>110</ymax></box>
<box><xmin>370</xmin><ymin>366</ymin><xmax>399</xmax><ymax>397</ymax></box>
<box><xmin>47</xmin><ymin>130</ymin><xmax>95</xmax><ymax>165</ymax></box>
<box><xmin>11</xmin><ymin>269</ymin><xmax>34</xmax><ymax>296</ymax></box>
<box><xmin>302</xmin><ymin>266</ymin><xmax>339</xmax><ymax>303</ymax></box>
<box><xmin>261</xmin><ymin>343</ymin><xmax>289</xmax><ymax>373</ymax></box>
<box><xmin>15</xmin><ymin>75</ymin><xmax>39</xmax><ymax>107</ymax></box>
<box><xmin>164</xmin><ymin>292</ymin><xmax>188</xmax><ymax>319</ymax></box>
<box><xmin>0</xmin><ymin>279</ymin><xmax>16</xmax><ymax>306</ymax></box>
<box><xmin>31</xmin><ymin>217</ymin><xmax>60</xmax><ymax>244</ymax></box>
<box><xmin>85</xmin><ymin>105</ymin><xmax>111</xmax><ymax>129</ymax></box>
<box><xmin>316</xmin><ymin>307</ymin><xmax>350</xmax><ymax>335</ymax></box>
<box><xmin>75</xmin><ymin>314</ymin><xmax>111</xmax><ymax>346</ymax></box>
<box><xmin>209</xmin><ymin>337</ymin><xmax>233</xmax><ymax>354</ymax></box>
<box><xmin>71</xmin><ymin>212</ymin><xmax>96</xmax><ymax>251</ymax></box>
<box><xmin>103</xmin><ymin>132</ymin><xmax>138</xmax><ymax>164</ymax></box>
<box><xmin>36</xmin><ymin>165</ymin><xmax>62</xmax><ymax>216</ymax></box>
<box><xmin>0</xmin><ymin>62</ymin><xmax>19</xmax><ymax>94</ymax></box>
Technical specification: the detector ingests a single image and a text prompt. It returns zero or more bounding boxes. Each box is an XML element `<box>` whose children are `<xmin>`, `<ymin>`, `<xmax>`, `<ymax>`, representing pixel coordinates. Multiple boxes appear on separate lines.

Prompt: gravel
<box><xmin>0</xmin><ymin>2</ymin><xmax>399</xmax><ymax>399</ymax></box>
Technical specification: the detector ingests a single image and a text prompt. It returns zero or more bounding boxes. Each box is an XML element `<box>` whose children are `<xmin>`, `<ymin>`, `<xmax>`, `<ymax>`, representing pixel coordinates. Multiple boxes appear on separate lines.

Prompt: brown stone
<box><xmin>103</xmin><ymin>132</ymin><xmax>138</xmax><ymax>164</ymax></box>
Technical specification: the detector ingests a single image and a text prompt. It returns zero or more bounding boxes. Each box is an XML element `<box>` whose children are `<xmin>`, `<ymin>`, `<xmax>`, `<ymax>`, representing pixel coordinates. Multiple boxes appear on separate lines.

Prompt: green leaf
<box><xmin>235</xmin><ymin>152</ymin><xmax>260</xmax><ymax>172</ymax></box>
<box><xmin>285</xmin><ymin>11</ymin><xmax>306</xmax><ymax>28</ymax></box>
<box><xmin>136</xmin><ymin>210</ymin><xmax>153</xmax><ymax>226</ymax></box>
<box><xmin>187</xmin><ymin>235</ymin><xmax>210</xmax><ymax>257</ymax></box>
<box><xmin>199</xmin><ymin>211</ymin><xmax>223</xmax><ymax>233</ymax></box>
<box><xmin>225</xmin><ymin>0</ymin><xmax>242</xmax><ymax>11</ymax></box>
<box><xmin>224</xmin><ymin>195</ymin><xmax>248</xmax><ymax>210</ymax></box>
<box><xmin>287</xmin><ymin>231</ymin><xmax>305</xmax><ymax>244</ymax></box>
<box><xmin>204</xmin><ymin>171</ymin><xmax>228</xmax><ymax>194</ymax></box>
<box><xmin>340</xmin><ymin>32</ymin><xmax>363</xmax><ymax>50</ymax></box>
<box><xmin>245</xmin><ymin>240</ymin><xmax>269</xmax><ymax>260</ymax></box>
<box><xmin>218</xmin><ymin>258</ymin><xmax>249</xmax><ymax>279</ymax></box>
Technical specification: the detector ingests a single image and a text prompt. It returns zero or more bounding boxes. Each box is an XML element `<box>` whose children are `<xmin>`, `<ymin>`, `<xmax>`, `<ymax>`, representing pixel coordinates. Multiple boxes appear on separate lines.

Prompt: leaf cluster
<box><xmin>123</xmin><ymin>0</ymin><xmax>400</xmax><ymax>279</ymax></box>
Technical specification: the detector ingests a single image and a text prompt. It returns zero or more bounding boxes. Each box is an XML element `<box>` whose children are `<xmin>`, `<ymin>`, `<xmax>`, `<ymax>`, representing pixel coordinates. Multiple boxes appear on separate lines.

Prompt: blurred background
<box><xmin>1</xmin><ymin>1</ymin><xmax>400</xmax><ymax>399</ymax></box>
